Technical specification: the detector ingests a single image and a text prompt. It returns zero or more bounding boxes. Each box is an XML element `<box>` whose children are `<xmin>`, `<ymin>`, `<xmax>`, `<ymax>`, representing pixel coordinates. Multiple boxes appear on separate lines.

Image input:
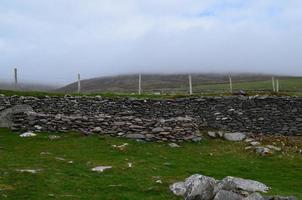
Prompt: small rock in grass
<box><xmin>192</xmin><ymin>137</ymin><xmax>202</xmax><ymax>142</ymax></box>
<box><xmin>266</xmin><ymin>145</ymin><xmax>281</xmax><ymax>151</ymax></box>
<box><xmin>91</xmin><ymin>166</ymin><xmax>112</xmax><ymax>172</ymax></box>
<box><xmin>49</xmin><ymin>135</ymin><xmax>60</xmax><ymax>140</ymax></box>
<box><xmin>117</xmin><ymin>132</ymin><xmax>125</xmax><ymax>136</ymax></box>
<box><xmin>208</xmin><ymin>131</ymin><xmax>216</xmax><ymax>138</ymax></box>
<box><xmin>108</xmin><ymin>184</ymin><xmax>123</xmax><ymax>187</ymax></box>
<box><xmin>20</xmin><ymin>132</ymin><xmax>36</xmax><ymax>137</ymax></box>
<box><xmin>55</xmin><ymin>157</ymin><xmax>66</xmax><ymax>161</ymax></box>
<box><xmin>40</xmin><ymin>152</ymin><xmax>52</xmax><ymax>155</ymax></box>
<box><xmin>217</xmin><ymin>131</ymin><xmax>224</xmax><ymax>137</ymax></box>
<box><xmin>92</xmin><ymin>127</ymin><xmax>102</xmax><ymax>132</ymax></box>
<box><xmin>34</xmin><ymin>125</ymin><xmax>42</xmax><ymax>130</ymax></box>
<box><xmin>127</xmin><ymin>162</ymin><xmax>132</xmax><ymax>168</ymax></box>
<box><xmin>250</xmin><ymin>141</ymin><xmax>261</xmax><ymax>146</ymax></box>
<box><xmin>255</xmin><ymin>147</ymin><xmax>272</xmax><ymax>156</ymax></box>
<box><xmin>224</xmin><ymin>132</ymin><xmax>246</xmax><ymax>141</ymax></box>
<box><xmin>168</xmin><ymin>143</ymin><xmax>181</xmax><ymax>148</ymax></box>
<box><xmin>112</xmin><ymin>143</ymin><xmax>128</xmax><ymax>151</ymax></box>
<box><xmin>245</xmin><ymin>138</ymin><xmax>255</xmax><ymax>143</ymax></box>
<box><xmin>155</xmin><ymin>180</ymin><xmax>163</xmax><ymax>184</ymax></box>
<box><xmin>169</xmin><ymin>182</ymin><xmax>186</xmax><ymax>196</ymax></box>
<box><xmin>16</xmin><ymin>169</ymin><xmax>41</xmax><ymax>174</ymax></box>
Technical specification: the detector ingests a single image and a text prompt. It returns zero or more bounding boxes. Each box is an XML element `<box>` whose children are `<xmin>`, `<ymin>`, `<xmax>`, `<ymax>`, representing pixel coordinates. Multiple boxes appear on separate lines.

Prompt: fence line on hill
<box><xmin>1</xmin><ymin>67</ymin><xmax>300</xmax><ymax>95</ymax></box>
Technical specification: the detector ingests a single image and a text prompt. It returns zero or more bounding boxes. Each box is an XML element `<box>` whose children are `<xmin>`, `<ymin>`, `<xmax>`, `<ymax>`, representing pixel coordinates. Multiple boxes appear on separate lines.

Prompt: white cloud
<box><xmin>0</xmin><ymin>0</ymin><xmax>302</xmax><ymax>84</ymax></box>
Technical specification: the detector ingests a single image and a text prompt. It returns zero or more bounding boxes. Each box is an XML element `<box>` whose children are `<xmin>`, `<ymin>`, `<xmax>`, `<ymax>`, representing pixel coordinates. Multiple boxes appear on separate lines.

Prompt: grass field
<box><xmin>0</xmin><ymin>129</ymin><xmax>301</xmax><ymax>199</ymax></box>
<box><xmin>193</xmin><ymin>77</ymin><xmax>302</xmax><ymax>92</ymax></box>
<box><xmin>0</xmin><ymin>89</ymin><xmax>301</xmax><ymax>100</ymax></box>
<box><xmin>57</xmin><ymin>73</ymin><xmax>302</xmax><ymax>94</ymax></box>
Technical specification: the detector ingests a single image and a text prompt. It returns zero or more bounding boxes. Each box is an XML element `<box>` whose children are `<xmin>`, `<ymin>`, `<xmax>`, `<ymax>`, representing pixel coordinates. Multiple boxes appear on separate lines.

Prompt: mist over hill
<box><xmin>0</xmin><ymin>82</ymin><xmax>58</xmax><ymax>92</ymax></box>
<box><xmin>58</xmin><ymin>73</ymin><xmax>288</xmax><ymax>94</ymax></box>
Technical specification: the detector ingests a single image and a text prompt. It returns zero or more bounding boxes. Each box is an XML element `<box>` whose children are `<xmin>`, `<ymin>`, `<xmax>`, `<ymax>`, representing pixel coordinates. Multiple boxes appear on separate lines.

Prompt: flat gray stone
<box><xmin>224</xmin><ymin>132</ymin><xmax>246</xmax><ymax>141</ymax></box>
<box><xmin>208</xmin><ymin>131</ymin><xmax>216</xmax><ymax>138</ymax></box>
<box><xmin>217</xmin><ymin>176</ymin><xmax>269</xmax><ymax>193</ymax></box>
<box><xmin>152</xmin><ymin>127</ymin><xmax>165</xmax><ymax>133</ymax></box>
<box><xmin>244</xmin><ymin>193</ymin><xmax>264</xmax><ymax>200</ymax></box>
<box><xmin>214</xmin><ymin>190</ymin><xmax>244</xmax><ymax>200</ymax></box>
<box><xmin>92</xmin><ymin>127</ymin><xmax>102</xmax><ymax>132</ymax></box>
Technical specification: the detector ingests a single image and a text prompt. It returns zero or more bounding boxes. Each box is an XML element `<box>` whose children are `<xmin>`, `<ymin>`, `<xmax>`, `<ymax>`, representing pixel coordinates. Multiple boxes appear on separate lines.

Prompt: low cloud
<box><xmin>0</xmin><ymin>0</ymin><xmax>301</xmax><ymax>84</ymax></box>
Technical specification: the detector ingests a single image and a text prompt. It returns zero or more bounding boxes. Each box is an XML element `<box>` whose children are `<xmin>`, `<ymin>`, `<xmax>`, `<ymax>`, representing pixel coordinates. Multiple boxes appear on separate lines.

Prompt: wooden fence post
<box><xmin>14</xmin><ymin>68</ymin><xmax>18</xmax><ymax>90</ymax></box>
<box><xmin>229</xmin><ymin>75</ymin><xmax>233</xmax><ymax>93</ymax></box>
<box><xmin>189</xmin><ymin>74</ymin><xmax>192</xmax><ymax>95</ymax></box>
<box><xmin>138</xmin><ymin>74</ymin><xmax>142</xmax><ymax>95</ymax></box>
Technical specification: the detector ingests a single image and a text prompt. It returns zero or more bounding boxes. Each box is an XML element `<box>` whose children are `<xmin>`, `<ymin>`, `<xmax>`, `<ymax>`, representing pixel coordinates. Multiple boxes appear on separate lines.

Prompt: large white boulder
<box><xmin>184</xmin><ymin>174</ymin><xmax>217</xmax><ymax>200</ymax></box>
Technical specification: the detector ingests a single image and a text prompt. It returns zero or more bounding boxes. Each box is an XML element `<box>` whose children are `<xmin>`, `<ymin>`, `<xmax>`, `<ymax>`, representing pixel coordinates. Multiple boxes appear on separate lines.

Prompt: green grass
<box><xmin>1</xmin><ymin>77</ymin><xmax>302</xmax><ymax>98</ymax></box>
<box><xmin>0</xmin><ymin>129</ymin><xmax>301</xmax><ymax>199</ymax></box>
<box><xmin>193</xmin><ymin>77</ymin><xmax>302</xmax><ymax>92</ymax></box>
<box><xmin>79</xmin><ymin>77</ymin><xmax>302</xmax><ymax>95</ymax></box>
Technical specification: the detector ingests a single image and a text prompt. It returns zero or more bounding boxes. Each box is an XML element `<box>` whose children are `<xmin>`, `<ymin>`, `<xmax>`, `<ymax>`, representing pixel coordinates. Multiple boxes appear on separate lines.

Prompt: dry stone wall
<box><xmin>0</xmin><ymin>95</ymin><xmax>302</xmax><ymax>141</ymax></box>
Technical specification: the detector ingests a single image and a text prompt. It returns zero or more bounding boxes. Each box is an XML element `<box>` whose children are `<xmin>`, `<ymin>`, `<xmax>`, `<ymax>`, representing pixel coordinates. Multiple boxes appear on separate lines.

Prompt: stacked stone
<box><xmin>170</xmin><ymin>174</ymin><xmax>297</xmax><ymax>200</ymax></box>
<box><xmin>11</xmin><ymin>112</ymin><xmax>201</xmax><ymax>142</ymax></box>
<box><xmin>0</xmin><ymin>95</ymin><xmax>301</xmax><ymax>137</ymax></box>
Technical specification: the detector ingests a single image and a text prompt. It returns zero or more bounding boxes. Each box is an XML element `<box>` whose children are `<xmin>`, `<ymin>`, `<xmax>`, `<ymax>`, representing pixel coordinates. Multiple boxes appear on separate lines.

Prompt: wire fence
<box><xmin>1</xmin><ymin>68</ymin><xmax>302</xmax><ymax>95</ymax></box>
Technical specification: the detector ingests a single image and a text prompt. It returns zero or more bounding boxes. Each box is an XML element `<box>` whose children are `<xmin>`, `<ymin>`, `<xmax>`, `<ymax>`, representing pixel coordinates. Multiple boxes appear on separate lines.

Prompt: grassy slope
<box><xmin>2</xmin><ymin>78</ymin><xmax>301</xmax><ymax>98</ymax></box>
<box><xmin>194</xmin><ymin>77</ymin><xmax>302</xmax><ymax>92</ymax></box>
<box><xmin>0</xmin><ymin>129</ymin><xmax>301</xmax><ymax>200</ymax></box>
<box><xmin>58</xmin><ymin>74</ymin><xmax>302</xmax><ymax>94</ymax></box>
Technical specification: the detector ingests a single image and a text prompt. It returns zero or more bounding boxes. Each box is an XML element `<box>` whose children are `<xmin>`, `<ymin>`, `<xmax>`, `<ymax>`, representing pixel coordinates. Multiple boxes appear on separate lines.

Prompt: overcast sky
<box><xmin>0</xmin><ymin>0</ymin><xmax>302</xmax><ymax>85</ymax></box>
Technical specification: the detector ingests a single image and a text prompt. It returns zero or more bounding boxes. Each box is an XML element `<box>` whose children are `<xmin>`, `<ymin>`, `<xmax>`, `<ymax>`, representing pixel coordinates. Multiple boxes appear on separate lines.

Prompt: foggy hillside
<box><xmin>0</xmin><ymin>82</ymin><xmax>58</xmax><ymax>92</ymax></box>
<box><xmin>58</xmin><ymin>73</ymin><xmax>285</xmax><ymax>93</ymax></box>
